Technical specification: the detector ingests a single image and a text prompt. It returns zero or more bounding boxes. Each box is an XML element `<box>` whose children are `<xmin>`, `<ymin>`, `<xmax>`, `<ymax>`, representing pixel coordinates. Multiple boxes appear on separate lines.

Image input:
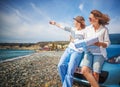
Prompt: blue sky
<box><xmin>0</xmin><ymin>0</ymin><xmax>120</xmax><ymax>43</ymax></box>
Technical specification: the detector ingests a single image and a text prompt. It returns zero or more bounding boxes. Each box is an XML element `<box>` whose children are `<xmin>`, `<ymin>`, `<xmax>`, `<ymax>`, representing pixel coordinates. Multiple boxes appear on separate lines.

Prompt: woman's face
<box><xmin>89</xmin><ymin>14</ymin><xmax>98</xmax><ymax>25</ymax></box>
<box><xmin>74</xmin><ymin>20</ymin><xmax>80</xmax><ymax>29</ymax></box>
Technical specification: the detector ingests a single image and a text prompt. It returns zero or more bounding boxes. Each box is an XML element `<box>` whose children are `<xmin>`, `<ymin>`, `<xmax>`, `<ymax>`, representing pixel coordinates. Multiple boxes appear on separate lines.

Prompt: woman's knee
<box><xmin>81</xmin><ymin>66</ymin><xmax>91</xmax><ymax>75</ymax></box>
<box><xmin>93</xmin><ymin>72</ymin><xmax>99</xmax><ymax>82</ymax></box>
<box><xmin>93</xmin><ymin>72</ymin><xmax>99</xmax><ymax>77</ymax></box>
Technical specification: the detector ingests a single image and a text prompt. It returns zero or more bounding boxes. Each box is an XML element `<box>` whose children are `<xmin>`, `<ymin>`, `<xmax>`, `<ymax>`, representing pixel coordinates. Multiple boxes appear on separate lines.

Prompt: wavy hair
<box><xmin>91</xmin><ymin>10</ymin><xmax>110</xmax><ymax>26</ymax></box>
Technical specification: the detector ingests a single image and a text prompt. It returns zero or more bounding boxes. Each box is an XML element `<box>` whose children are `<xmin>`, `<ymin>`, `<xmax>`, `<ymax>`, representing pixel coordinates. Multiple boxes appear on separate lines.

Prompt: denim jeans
<box><xmin>57</xmin><ymin>47</ymin><xmax>83</xmax><ymax>87</ymax></box>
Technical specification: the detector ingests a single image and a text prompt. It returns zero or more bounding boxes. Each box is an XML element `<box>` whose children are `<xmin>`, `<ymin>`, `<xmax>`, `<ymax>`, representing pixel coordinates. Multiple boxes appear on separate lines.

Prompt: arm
<box><xmin>69</xmin><ymin>35</ymin><xmax>74</xmax><ymax>42</ymax></box>
<box><xmin>49</xmin><ymin>21</ymin><xmax>72</xmax><ymax>32</ymax></box>
<box><xmin>49</xmin><ymin>21</ymin><xmax>64</xmax><ymax>29</ymax></box>
<box><xmin>94</xmin><ymin>29</ymin><xmax>111</xmax><ymax>48</ymax></box>
<box><xmin>94</xmin><ymin>42</ymin><xmax>107</xmax><ymax>48</ymax></box>
<box><xmin>74</xmin><ymin>36</ymin><xmax>99</xmax><ymax>48</ymax></box>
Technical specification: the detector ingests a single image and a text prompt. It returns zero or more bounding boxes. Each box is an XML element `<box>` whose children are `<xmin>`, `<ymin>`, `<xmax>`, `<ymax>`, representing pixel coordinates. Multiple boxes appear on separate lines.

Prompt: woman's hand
<box><xmin>49</xmin><ymin>21</ymin><xmax>56</xmax><ymax>25</ymax></box>
<box><xmin>94</xmin><ymin>42</ymin><xmax>107</xmax><ymax>48</ymax></box>
<box><xmin>69</xmin><ymin>35</ymin><xmax>74</xmax><ymax>42</ymax></box>
<box><xmin>49</xmin><ymin>21</ymin><xmax>63</xmax><ymax>29</ymax></box>
<box><xmin>94</xmin><ymin>42</ymin><xmax>101</xmax><ymax>47</ymax></box>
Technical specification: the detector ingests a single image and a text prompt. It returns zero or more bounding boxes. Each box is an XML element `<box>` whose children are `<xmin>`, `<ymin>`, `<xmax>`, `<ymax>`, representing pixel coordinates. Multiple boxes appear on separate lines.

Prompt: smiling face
<box><xmin>74</xmin><ymin>20</ymin><xmax>81</xmax><ymax>30</ymax></box>
<box><xmin>74</xmin><ymin>20</ymin><xmax>79</xmax><ymax>27</ymax></box>
<box><xmin>89</xmin><ymin>14</ymin><xmax>98</xmax><ymax>25</ymax></box>
<box><xmin>73</xmin><ymin>16</ymin><xmax>85</xmax><ymax>30</ymax></box>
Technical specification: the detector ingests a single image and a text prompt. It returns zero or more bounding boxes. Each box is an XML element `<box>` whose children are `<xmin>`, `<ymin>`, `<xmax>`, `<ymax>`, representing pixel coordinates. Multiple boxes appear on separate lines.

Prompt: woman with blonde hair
<box><xmin>80</xmin><ymin>10</ymin><xmax>111</xmax><ymax>87</ymax></box>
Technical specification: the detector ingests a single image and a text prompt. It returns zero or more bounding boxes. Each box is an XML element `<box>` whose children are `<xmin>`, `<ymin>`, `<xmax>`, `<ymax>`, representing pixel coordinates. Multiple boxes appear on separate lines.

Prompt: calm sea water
<box><xmin>0</xmin><ymin>49</ymin><xmax>35</xmax><ymax>61</ymax></box>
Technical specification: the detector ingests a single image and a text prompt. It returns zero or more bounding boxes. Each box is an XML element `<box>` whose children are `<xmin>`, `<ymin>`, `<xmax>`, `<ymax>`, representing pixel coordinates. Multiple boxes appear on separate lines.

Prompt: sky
<box><xmin>0</xmin><ymin>0</ymin><xmax>120</xmax><ymax>43</ymax></box>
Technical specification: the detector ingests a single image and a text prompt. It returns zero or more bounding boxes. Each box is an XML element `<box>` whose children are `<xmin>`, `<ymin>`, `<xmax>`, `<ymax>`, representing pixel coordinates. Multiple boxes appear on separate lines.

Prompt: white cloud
<box><xmin>0</xmin><ymin>8</ymin><xmax>69</xmax><ymax>43</ymax></box>
<box><xmin>13</xmin><ymin>9</ymin><xmax>32</xmax><ymax>23</ymax></box>
<box><xmin>108</xmin><ymin>16</ymin><xmax>120</xmax><ymax>34</ymax></box>
<box><xmin>79</xmin><ymin>3</ymin><xmax>84</xmax><ymax>11</ymax></box>
<box><xmin>30</xmin><ymin>3</ymin><xmax>51</xmax><ymax>21</ymax></box>
<box><xmin>0</xmin><ymin>2</ymin><xmax>75</xmax><ymax>43</ymax></box>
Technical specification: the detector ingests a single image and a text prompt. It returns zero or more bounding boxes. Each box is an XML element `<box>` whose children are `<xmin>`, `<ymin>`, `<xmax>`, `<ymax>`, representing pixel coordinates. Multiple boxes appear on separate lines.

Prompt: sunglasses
<box><xmin>89</xmin><ymin>17</ymin><xmax>92</xmax><ymax>21</ymax></box>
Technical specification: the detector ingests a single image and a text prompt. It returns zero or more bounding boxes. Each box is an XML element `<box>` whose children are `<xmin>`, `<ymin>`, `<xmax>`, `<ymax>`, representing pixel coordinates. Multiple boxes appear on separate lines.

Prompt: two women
<box><xmin>49</xmin><ymin>10</ymin><xmax>110</xmax><ymax>87</ymax></box>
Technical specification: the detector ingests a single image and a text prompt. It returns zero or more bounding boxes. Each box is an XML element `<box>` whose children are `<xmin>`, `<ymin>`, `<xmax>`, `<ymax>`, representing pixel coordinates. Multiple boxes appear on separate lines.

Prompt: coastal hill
<box><xmin>0</xmin><ymin>41</ymin><xmax>69</xmax><ymax>51</ymax></box>
<box><xmin>0</xmin><ymin>33</ymin><xmax>120</xmax><ymax>51</ymax></box>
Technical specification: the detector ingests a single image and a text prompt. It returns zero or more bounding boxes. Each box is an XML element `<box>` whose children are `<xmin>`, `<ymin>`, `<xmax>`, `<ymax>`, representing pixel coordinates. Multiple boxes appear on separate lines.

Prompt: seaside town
<box><xmin>0</xmin><ymin>41</ymin><xmax>69</xmax><ymax>51</ymax></box>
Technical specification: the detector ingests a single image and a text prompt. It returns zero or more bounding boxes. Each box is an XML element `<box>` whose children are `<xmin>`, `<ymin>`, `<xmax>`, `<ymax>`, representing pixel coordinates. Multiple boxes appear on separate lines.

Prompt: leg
<box><xmin>57</xmin><ymin>48</ymin><xmax>71</xmax><ymax>83</ymax></box>
<box><xmin>93</xmin><ymin>72</ymin><xmax>99</xmax><ymax>82</ymax></box>
<box><xmin>62</xmin><ymin>51</ymin><xmax>83</xmax><ymax>87</ymax></box>
<box><xmin>92</xmin><ymin>55</ymin><xmax>105</xmax><ymax>82</ymax></box>
<box><xmin>81</xmin><ymin>52</ymin><xmax>99</xmax><ymax>87</ymax></box>
<box><xmin>81</xmin><ymin>66</ymin><xmax>99</xmax><ymax>87</ymax></box>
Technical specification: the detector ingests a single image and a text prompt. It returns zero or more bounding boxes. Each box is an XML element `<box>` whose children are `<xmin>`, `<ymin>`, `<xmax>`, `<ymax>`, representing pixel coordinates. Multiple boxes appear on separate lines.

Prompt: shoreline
<box><xmin>0</xmin><ymin>53</ymin><xmax>34</xmax><ymax>63</ymax></box>
<box><xmin>0</xmin><ymin>51</ymin><xmax>84</xmax><ymax>87</ymax></box>
<box><xmin>0</xmin><ymin>49</ymin><xmax>35</xmax><ymax>63</ymax></box>
<box><xmin>0</xmin><ymin>51</ymin><xmax>63</xmax><ymax>87</ymax></box>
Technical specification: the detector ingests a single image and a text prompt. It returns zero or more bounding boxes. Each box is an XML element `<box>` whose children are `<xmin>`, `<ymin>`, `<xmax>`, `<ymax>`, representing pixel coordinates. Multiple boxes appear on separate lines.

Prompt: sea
<box><xmin>0</xmin><ymin>49</ymin><xmax>35</xmax><ymax>62</ymax></box>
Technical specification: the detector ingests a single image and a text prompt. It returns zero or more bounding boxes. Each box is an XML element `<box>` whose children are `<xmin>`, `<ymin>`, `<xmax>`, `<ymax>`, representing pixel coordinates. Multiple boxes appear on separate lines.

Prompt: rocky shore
<box><xmin>0</xmin><ymin>51</ymin><xmax>84</xmax><ymax>87</ymax></box>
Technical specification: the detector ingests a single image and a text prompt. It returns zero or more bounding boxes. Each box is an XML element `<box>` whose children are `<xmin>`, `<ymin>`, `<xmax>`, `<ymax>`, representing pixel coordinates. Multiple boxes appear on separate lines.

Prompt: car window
<box><xmin>110</xmin><ymin>34</ymin><xmax>120</xmax><ymax>44</ymax></box>
<box><xmin>107</xmin><ymin>56</ymin><xmax>120</xmax><ymax>64</ymax></box>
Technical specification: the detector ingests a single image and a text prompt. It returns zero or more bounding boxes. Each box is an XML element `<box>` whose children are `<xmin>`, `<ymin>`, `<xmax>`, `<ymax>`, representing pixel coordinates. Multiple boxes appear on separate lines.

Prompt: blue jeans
<box><xmin>57</xmin><ymin>48</ymin><xmax>83</xmax><ymax>87</ymax></box>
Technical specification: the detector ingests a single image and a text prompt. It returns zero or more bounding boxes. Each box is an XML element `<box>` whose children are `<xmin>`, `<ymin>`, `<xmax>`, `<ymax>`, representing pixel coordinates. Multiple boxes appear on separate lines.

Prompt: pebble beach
<box><xmin>0</xmin><ymin>51</ymin><xmax>85</xmax><ymax>87</ymax></box>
